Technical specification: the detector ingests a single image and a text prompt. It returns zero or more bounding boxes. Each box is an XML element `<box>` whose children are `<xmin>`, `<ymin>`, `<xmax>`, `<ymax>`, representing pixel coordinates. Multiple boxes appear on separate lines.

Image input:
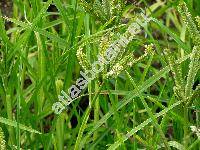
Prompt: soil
<box><xmin>0</xmin><ymin>0</ymin><xmax>13</xmax><ymax>17</ymax></box>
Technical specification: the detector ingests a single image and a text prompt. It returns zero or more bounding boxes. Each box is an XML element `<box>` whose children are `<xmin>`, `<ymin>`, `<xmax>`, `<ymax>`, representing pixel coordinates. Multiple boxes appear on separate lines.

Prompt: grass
<box><xmin>0</xmin><ymin>0</ymin><xmax>199</xmax><ymax>149</ymax></box>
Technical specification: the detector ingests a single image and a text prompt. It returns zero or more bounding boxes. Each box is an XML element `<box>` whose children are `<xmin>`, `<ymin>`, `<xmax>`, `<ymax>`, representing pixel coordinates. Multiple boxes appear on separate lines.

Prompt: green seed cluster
<box><xmin>190</xmin><ymin>126</ymin><xmax>200</xmax><ymax>139</ymax></box>
<box><xmin>76</xmin><ymin>47</ymin><xmax>91</xmax><ymax>71</ymax></box>
<box><xmin>80</xmin><ymin>0</ymin><xmax>124</xmax><ymax>22</ymax></box>
<box><xmin>77</xmin><ymin>13</ymin><xmax>152</xmax><ymax>79</ymax></box>
<box><xmin>106</xmin><ymin>44</ymin><xmax>154</xmax><ymax>78</ymax></box>
<box><xmin>195</xmin><ymin>16</ymin><xmax>200</xmax><ymax>28</ymax></box>
<box><xmin>178</xmin><ymin>2</ymin><xmax>200</xmax><ymax>44</ymax></box>
<box><xmin>185</xmin><ymin>46</ymin><xmax>200</xmax><ymax>99</ymax></box>
<box><xmin>0</xmin><ymin>127</ymin><xmax>6</xmax><ymax>150</ymax></box>
<box><xmin>164</xmin><ymin>48</ymin><xmax>185</xmax><ymax>99</ymax></box>
<box><xmin>162</xmin><ymin>2</ymin><xmax>200</xmax><ymax>104</ymax></box>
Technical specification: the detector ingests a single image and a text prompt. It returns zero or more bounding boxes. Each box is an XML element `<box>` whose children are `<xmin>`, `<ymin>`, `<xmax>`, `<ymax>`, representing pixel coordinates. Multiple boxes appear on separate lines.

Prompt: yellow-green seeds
<box><xmin>0</xmin><ymin>127</ymin><xmax>6</xmax><ymax>150</ymax></box>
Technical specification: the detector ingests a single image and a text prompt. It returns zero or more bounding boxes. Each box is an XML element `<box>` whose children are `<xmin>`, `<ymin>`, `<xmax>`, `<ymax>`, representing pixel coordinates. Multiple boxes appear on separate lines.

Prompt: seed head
<box><xmin>0</xmin><ymin>127</ymin><xmax>6</xmax><ymax>150</ymax></box>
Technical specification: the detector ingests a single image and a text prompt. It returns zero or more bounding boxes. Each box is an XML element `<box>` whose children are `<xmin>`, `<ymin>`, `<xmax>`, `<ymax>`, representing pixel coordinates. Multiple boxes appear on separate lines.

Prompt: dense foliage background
<box><xmin>0</xmin><ymin>0</ymin><xmax>199</xmax><ymax>149</ymax></box>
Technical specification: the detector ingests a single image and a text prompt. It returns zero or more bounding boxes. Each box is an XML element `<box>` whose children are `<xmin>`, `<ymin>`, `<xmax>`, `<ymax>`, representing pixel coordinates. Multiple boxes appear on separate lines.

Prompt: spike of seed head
<box><xmin>76</xmin><ymin>47</ymin><xmax>91</xmax><ymax>71</ymax></box>
<box><xmin>0</xmin><ymin>127</ymin><xmax>6</xmax><ymax>150</ymax></box>
<box><xmin>185</xmin><ymin>46</ymin><xmax>200</xmax><ymax>99</ymax></box>
<box><xmin>106</xmin><ymin>44</ymin><xmax>154</xmax><ymax>78</ymax></box>
<box><xmin>178</xmin><ymin>2</ymin><xmax>200</xmax><ymax>44</ymax></box>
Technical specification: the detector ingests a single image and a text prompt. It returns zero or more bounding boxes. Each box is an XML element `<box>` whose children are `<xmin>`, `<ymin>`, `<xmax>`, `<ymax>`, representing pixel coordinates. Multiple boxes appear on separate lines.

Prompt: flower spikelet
<box><xmin>164</xmin><ymin>48</ymin><xmax>185</xmax><ymax>99</ymax></box>
<box><xmin>106</xmin><ymin>44</ymin><xmax>154</xmax><ymax>78</ymax></box>
<box><xmin>178</xmin><ymin>2</ymin><xmax>200</xmax><ymax>44</ymax></box>
<box><xmin>195</xmin><ymin>16</ymin><xmax>200</xmax><ymax>28</ymax></box>
<box><xmin>99</xmin><ymin>33</ymin><xmax>112</xmax><ymax>57</ymax></box>
<box><xmin>185</xmin><ymin>46</ymin><xmax>200</xmax><ymax>98</ymax></box>
<box><xmin>190</xmin><ymin>126</ymin><xmax>200</xmax><ymax>139</ymax></box>
<box><xmin>76</xmin><ymin>47</ymin><xmax>91</xmax><ymax>71</ymax></box>
<box><xmin>0</xmin><ymin>127</ymin><xmax>6</xmax><ymax>150</ymax></box>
